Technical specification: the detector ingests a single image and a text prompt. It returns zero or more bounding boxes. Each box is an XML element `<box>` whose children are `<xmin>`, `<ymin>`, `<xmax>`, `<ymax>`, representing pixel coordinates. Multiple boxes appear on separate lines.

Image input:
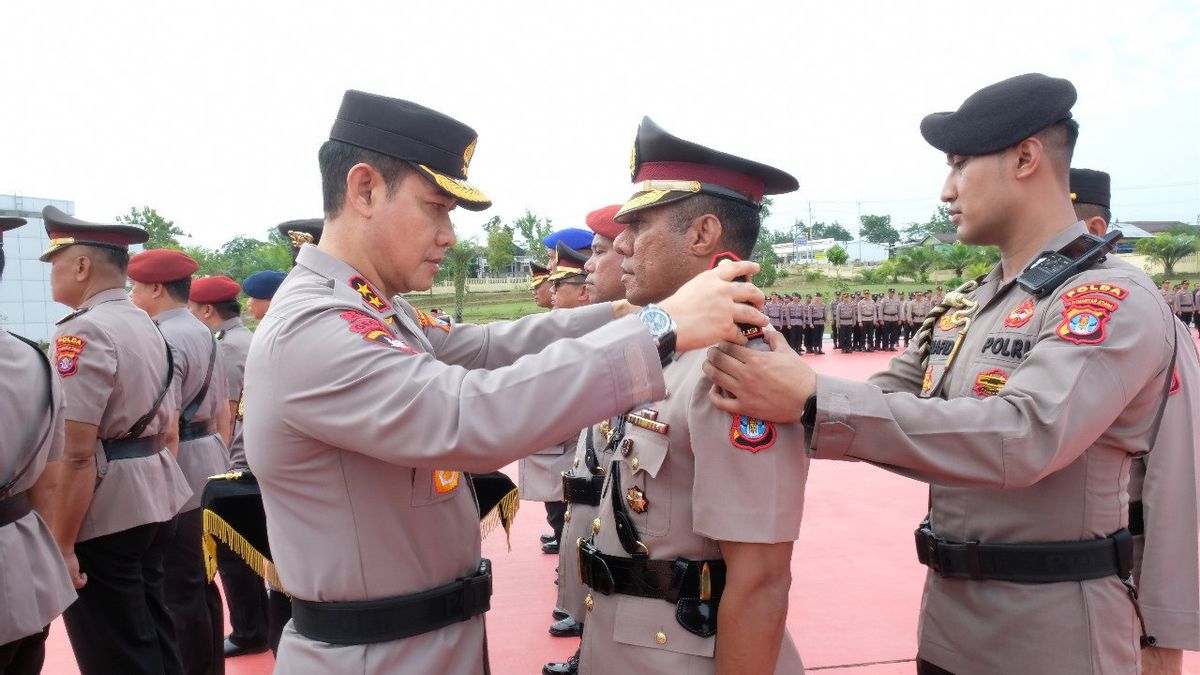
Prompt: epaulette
<box><xmin>55</xmin><ymin>307</ymin><xmax>90</xmax><ymax>325</ymax></box>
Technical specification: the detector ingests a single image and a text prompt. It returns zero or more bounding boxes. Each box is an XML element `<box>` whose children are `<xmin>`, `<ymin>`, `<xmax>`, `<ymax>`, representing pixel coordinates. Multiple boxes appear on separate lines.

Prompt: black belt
<box><xmin>578</xmin><ymin>539</ymin><xmax>724</xmax><ymax>602</ymax></box>
<box><xmin>0</xmin><ymin>491</ymin><xmax>31</xmax><ymax>527</ymax></box>
<box><xmin>562</xmin><ymin>472</ymin><xmax>604</xmax><ymax>506</ymax></box>
<box><xmin>101</xmin><ymin>433</ymin><xmax>166</xmax><ymax>461</ymax></box>
<box><xmin>179</xmin><ymin>421</ymin><xmax>215</xmax><ymax>442</ymax></box>
<box><xmin>291</xmin><ymin>559</ymin><xmax>492</xmax><ymax>645</ymax></box>
<box><xmin>915</xmin><ymin>521</ymin><xmax>1132</xmax><ymax>583</ymax></box>
<box><xmin>1129</xmin><ymin>500</ymin><xmax>1144</xmax><ymax>536</ymax></box>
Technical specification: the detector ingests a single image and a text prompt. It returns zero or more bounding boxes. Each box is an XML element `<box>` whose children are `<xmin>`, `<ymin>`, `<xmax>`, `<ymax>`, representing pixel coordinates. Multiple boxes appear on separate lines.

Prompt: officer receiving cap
<box><xmin>920</xmin><ymin>73</ymin><xmax>1077</xmax><ymax>156</ymax></box>
<box><xmin>127</xmin><ymin>248</ymin><xmax>199</xmax><ymax>283</ymax></box>
<box><xmin>39</xmin><ymin>205</ymin><xmax>149</xmax><ymax>261</ymax></box>
<box><xmin>1070</xmin><ymin>168</ymin><xmax>1110</xmax><ymax>208</ymax></box>
<box><xmin>616</xmin><ymin>116</ymin><xmax>799</xmax><ymax>222</ymax></box>
<box><xmin>330</xmin><ymin>90</ymin><xmax>491</xmax><ymax>210</ymax></box>
<box><xmin>1</xmin><ymin>216</ymin><xmax>26</xmax><ymax>241</ymax></box>
<box><xmin>242</xmin><ymin>270</ymin><xmax>288</xmax><ymax>300</ymax></box>
<box><xmin>542</xmin><ymin>227</ymin><xmax>595</xmax><ymax>252</ymax></box>
<box><xmin>585</xmin><ymin>204</ymin><xmax>625</xmax><ymax>239</ymax></box>
<box><xmin>190</xmin><ymin>275</ymin><xmax>241</xmax><ymax>304</ymax></box>
<box><xmin>548</xmin><ymin>241</ymin><xmax>589</xmax><ymax>281</ymax></box>
<box><xmin>529</xmin><ymin>261</ymin><xmax>551</xmax><ymax>290</ymax></box>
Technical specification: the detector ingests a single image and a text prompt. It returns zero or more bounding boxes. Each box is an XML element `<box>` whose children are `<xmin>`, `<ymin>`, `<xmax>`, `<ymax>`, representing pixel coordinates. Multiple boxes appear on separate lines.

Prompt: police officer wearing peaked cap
<box><xmin>241</xmin><ymin>90</ymin><xmax>765</xmax><ymax>674</ymax></box>
<box><xmin>41</xmin><ymin>206</ymin><xmax>193</xmax><ymax>675</ymax></box>
<box><xmin>707</xmin><ymin>73</ymin><xmax>1192</xmax><ymax>674</ymax></box>
<box><xmin>0</xmin><ymin>216</ymin><xmax>76</xmax><ymax>675</ymax></box>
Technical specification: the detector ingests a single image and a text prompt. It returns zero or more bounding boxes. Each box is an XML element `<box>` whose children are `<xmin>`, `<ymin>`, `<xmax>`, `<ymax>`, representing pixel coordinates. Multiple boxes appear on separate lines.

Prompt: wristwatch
<box><xmin>801</xmin><ymin>394</ymin><xmax>818</xmax><ymax>429</ymax></box>
<box><xmin>637</xmin><ymin>304</ymin><xmax>677</xmax><ymax>366</ymax></box>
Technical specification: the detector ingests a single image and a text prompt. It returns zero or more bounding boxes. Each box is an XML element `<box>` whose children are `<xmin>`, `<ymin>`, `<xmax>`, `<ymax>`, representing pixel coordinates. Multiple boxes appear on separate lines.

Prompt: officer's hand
<box><xmin>660</xmin><ymin>261</ymin><xmax>767</xmax><ymax>352</ymax></box>
<box><xmin>704</xmin><ymin>330</ymin><xmax>814</xmax><ymax>424</ymax></box>
<box><xmin>63</xmin><ymin>549</ymin><xmax>87</xmax><ymax>589</ymax></box>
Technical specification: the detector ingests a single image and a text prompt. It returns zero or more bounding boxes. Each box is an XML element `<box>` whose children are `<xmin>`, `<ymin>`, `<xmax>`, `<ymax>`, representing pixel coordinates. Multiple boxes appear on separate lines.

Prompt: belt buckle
<box><xmin>580</xmin><ymin>541</ymin><xmax>615</xmax><ymax>596</ymax></box>
<box><xmin>915</xmin><ymin>527</ymin><xmax>944</xmax><ymax>576</ymax></box>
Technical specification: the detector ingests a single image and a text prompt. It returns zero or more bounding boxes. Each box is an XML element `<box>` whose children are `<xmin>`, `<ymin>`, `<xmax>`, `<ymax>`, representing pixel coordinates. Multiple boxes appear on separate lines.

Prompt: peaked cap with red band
<box><xmin>0</xmin><ymin>217</ymin><xmax>26</xmax><ymax>243</ymax></box>
<box><xmin>615</xmin><ymin>116</ymin><xmax>798</xmax><ymax>223</ymax></box>
<box><xmin>548</xmin><ymin>241</ymin><xmax>590</xmax><ymax>281</ymax></box>
<box><xmin>128</xmin><ymin>249</ymin><xmax>199</xmax><ymax>284</ymax></box>
<box><xmin>190</xmin><ymin>275</ymin><xmax>241</xmax><ymax>304</ymax></box>
<box><xmin>39</xmin><ymin>205</ymin><xmax>149</xmax><ymax>262</ymax></box>
<box><xmin>585</xmin><ymin>204</ymin><xmax>625</xmax><ymax>240</ymax></box>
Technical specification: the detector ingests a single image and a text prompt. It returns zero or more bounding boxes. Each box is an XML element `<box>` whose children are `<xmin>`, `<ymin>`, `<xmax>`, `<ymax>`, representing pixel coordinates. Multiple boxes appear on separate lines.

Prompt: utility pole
<box><xmin>807</xmin><ymin>201</ymin><xmax>814</xmax><ymax>263</ymax></box>
<box><xmin>856</xmin><ymin>201</ymin><xmax>863</xmax><ymax>260</ymax></box>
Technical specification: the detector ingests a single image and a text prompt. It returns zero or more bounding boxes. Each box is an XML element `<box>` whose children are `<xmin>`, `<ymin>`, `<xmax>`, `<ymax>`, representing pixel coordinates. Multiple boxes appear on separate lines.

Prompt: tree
<box><xmin>1135</xmin><ymin>233</ymin><xmax>1200</xmax><ymax>276</ymax></box>
<box><xmin>877</xmin><ymin>259</ymin><xmax>901</xmax><ymax>283</ymax></box>
<box><xmin>895</xmin><ymin>246</ymin><xmax>938</xmax><ymax>283</ymax></box>
<box><xmin>117</xmin><ymin>206</ymin><xmax>187</xmax><ymax>249</ymax></box>
<box><xmin>444</xmin><ymin>240</ymin><xmax>481</xmax><ymax>322</ymax></box>
<box><xmin>826</xmin><ymin>244</ymin><xmax>848</xmax><ymax>277</ymax></box>
<box><xmin>512</xmin><ymin>210</ymin><xmax>555</xmax><ymax>266</ymax></box>
<box><xmin>810</xmin><ymin>221</ymin><xmax>852</xmax><ymax>242</ymax></box>
<box><xmin>483</xmin><ymin>215</ymin><xmax>515</xmax><ymax>276</ymax></box>
<box><xmin>860</xmin><ymin>214</ymin><xmax>899</xmax><ymax>254</ymax></box>
<box><xmin>751</xmin><ymin>224</ymin><xmax>780</xmax><ymax>288</ymax></box>
<box><xmin>935</xmin><ymin>242</ymin><xmax>977</xmax><ymax>278</ymax></box>
<box><xmin>901</xmin><ymin>205</ymin><xmax>955</xmax><ymax>242</ymax></box>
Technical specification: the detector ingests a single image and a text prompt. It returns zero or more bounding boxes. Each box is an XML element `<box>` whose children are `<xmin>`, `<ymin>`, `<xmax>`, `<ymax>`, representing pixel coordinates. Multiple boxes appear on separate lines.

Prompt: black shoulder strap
<box><xmin>180</xmin><ymin>334</ymin><xmax>218</xmax><ymax>426</ymax></box>
<box><xmin>1</xmin><ymin>333</ymin><xmax>56</xmax><ymax>498</ymax></box>
<box><xmin>1145</xmin><ymin>328</ymin><xmax>1179</xmax><ymax>452</ymax></box>
<box><xmin>124</xmin><ymin>330</ymin><xmax>176</xmax><ymax>440</ymax></box>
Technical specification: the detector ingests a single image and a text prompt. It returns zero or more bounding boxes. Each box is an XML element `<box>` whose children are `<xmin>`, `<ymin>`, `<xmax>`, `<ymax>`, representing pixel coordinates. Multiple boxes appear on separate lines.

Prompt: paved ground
<box><xmin>42</xmin><ymin>340</ymin><xmax>1200</xmax><ymax>673</ymax></box>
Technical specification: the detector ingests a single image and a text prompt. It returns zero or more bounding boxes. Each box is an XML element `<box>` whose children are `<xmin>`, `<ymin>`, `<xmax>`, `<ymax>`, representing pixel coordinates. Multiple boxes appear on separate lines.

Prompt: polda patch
<box><xmin>349</xmin><ymin>275</ymin><xmax>390</xmax><ymax>313</ymax></box>
<box><xmin>1056</xmin><ymin>306</ymin><xmax>1111</xmax><ymax>345</ymax></box>
<box><xmin>973</xmin><ymin>368</ymin><xmax>1008</xmax><ymax>397</ymax></box>
<box><xmin>339</xmin><ymin>311</ymin><xmax>414</xmax><ymax>353</ymax></box>
<box><xmin>1060</xmin><ymin>282</ymin><xmax>1128</xmax><ymax>304</ymax></box>
<box><xmin>54</xmin><ymin>335</ymin><xmax>86</xmax><ymax>377</ymax></box>
<box><xmin>729</xmin><ymin>415</ymin><xmax>776</xmax><ymax>452</ymax></box>
<box><xmin>1004</xmin><ymin>298</ymin><xmax>1036</xmax><ymax>328</ymax></box>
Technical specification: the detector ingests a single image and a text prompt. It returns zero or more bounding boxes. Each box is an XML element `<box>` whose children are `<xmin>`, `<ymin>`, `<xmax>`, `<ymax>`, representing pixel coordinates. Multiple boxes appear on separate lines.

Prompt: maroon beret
<box><xmin>585</xmin><ymin>205</ymin><xmax>625</xmax><ymax>240</ymax></box>
<box><xmin>190</xmin><ymin>275</ymin><xmax>241</xmax><ymax>303</ymax></box>
<box><xmin>128</xmin><ymin>249</ymin><xmax>199</xmax><ymax>283</ymax></box>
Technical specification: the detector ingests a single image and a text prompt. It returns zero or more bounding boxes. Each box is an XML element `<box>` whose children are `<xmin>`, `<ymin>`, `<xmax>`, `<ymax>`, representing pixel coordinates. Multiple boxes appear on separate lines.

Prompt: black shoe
<box><xmin>224</xmin><ymin>637</ymin><xmax>268</xmax><ymax>658</ymax></box>
<box><xmin>552</xmin><ymin>608</ymin><xmax>569</xmax><ymax>621</ymax></box>
<box><xmin>540</xmin><ymin>533</ymin><xmax>555</xmax><ymax>544</ymax></box>
<box><xmin>543</xmin><ymin>653</ymin><xmax>580</xmax><ymax>675</ymax></box>
<box><xmin>549</xmin><ymin>617</ymin><xmax>583</xmax><ymax>638</ymax></box>
<box><xmin>542</xmin><ymin>540</ymin><xmax>559</xmax><ymax>554</ymax></box>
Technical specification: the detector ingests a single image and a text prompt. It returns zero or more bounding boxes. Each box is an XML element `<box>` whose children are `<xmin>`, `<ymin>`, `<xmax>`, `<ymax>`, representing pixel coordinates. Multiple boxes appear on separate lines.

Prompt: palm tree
<box><xmin>895</xmin><ymin>246</ymin><xmax>938</xmax><ymax>283</ymax></box>
<box><xmin>444</xmin><ymin>240</ymin><xmax>481</xmax><ymax>322</ymax></box>
<box><xmin>1136</xmin><ymin>233</ymin><xmax>1200</xmax><ymax>276</ymax></box>
<box><xmin>936</xmin><ymin>242</ymin><xmax>977</xmax><ymax>278</ymax></box>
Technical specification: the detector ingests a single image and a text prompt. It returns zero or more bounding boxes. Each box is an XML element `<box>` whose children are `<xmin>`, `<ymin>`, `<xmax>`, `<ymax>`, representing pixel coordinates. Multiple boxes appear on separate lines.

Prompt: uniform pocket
<box><xmin>617</xmin><ymin>427</ymin><xmax>671</xmax><ymax>538</ymax></box>
<box><xmin>612</xmin><ymin>594</ymin><xmax>715</xmax><ymax>658</ymax></box>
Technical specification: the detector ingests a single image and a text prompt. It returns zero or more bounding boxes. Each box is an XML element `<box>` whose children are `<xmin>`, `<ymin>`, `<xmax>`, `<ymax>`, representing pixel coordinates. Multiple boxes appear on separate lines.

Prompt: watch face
<box><xmin>640</xmin><ymin>306</ymin><xmax>671</xmax><ymax>336</ymax></box>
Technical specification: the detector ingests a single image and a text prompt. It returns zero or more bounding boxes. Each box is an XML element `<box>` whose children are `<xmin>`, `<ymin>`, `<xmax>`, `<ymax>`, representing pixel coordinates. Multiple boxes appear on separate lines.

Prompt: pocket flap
<box><xmin>612</xmin><ymin>594</ymin><xmax>714</xmax><ymax>658</ymax></box>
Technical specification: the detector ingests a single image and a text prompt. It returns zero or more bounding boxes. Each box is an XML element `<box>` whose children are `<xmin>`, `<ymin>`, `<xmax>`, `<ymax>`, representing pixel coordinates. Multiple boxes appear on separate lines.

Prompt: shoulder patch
<box><xmin>339</xmin><ymin>311</ymin><xmax>414</xmax><ymax>353</ymax></box>
<box><xmin>348</xmin><ymin>275</ymin><xmax>390</xmax><ymax>313</ymax></box>
<box><xmin>416</xmin><ymin>309</ymin><xmax>451</xmax><ymax>333</ymax></box>
<box><xmin>1060</xmin><ymin>283</ymin><xmax>1128</xmax><ymax>303</ymax></box>
<box><xmin>729</xmin><ymin>415</ymin><xmax>776</xmax><ymax>453</ymax></box>
<box><xmin>1055</xmin><ymin>284</ymin><xmax>1126</xmax><ymax>345</ymax></box>
<box><xmin>54</xmin><ymin>335</ymin><xmax>86</xmax><ymax>377</ymax></box>
<box><xmin>1004</xmin><ymin>298</ymin><xmax>1036</xmax><ymax>328</ymax></box>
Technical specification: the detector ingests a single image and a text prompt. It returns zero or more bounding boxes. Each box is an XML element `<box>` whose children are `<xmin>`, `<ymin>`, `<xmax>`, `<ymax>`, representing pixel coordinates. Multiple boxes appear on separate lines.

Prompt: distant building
<box><xmin>773</xmin><ymin>238</ymin><xmax>889</xmax><ymax>265</ymax></box>
<box><xmin>1124</xmin><ymin>221</ymin><xmax>1191</xmax><ymax>235</ymax></box>
<box><xmin>0</xmin><ymin>195</ymin><xmax>76</xmax><ymax>343</ymax></box>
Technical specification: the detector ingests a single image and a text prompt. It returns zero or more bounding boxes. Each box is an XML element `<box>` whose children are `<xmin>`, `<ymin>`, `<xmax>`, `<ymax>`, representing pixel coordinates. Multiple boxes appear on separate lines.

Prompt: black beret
<box><xmin>1070</xmin><ymin>168</ymin><xmax>1110</xmax><ymax>209</ymax></box>
<box><xmin>40</xmin><ymin>206</ymin><xmax>148</xmax><ymax>262</ymax></box>
<box><xmin>920</xmin><ymin>73</ymin><xmax>1077</xmax><ymax>156</ymax></box>
<box><xmin>330</xmin><ymin>90</ymin><xmax>491</xmax><ymax>211</ymax></box>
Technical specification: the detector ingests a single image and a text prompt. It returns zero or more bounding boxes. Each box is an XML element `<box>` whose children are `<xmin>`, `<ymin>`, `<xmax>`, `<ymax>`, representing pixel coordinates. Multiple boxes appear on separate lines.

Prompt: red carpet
<box><xmin>41</xmin><ymin>340</ymin><xmax>1200</xmax><ymax>673</ymax></box>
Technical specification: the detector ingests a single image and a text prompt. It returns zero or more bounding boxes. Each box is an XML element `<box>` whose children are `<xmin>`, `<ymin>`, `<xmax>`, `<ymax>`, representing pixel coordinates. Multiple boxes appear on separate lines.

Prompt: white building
<box><xmin>772</xmin><ymin>238</ymin><xmax>890</xmax><ymax>265</ymax></box>
<box><xmin>0</xmin><ymin>195</ymin><xmax>76</xmax><ymax>342</ymax></box>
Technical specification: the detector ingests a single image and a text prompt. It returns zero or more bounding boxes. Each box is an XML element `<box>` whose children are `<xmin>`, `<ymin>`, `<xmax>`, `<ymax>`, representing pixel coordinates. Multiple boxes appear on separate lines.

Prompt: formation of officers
<box><xmin>1</xmin><ymin>71</ymin><xmax>1198</xmax><ymax>675</ymax></box>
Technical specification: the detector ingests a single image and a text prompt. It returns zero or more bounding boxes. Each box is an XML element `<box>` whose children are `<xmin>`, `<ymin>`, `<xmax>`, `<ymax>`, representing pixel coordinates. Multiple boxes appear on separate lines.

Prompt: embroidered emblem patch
<box><xmin>729</xmin><ymin>415</ymin><xmax>776</xmax><ymax>452</ymax></box>
<box><xmin>937</xmin><ymin>312</ymin><xmax>957</xmax><ymax>331</ymax></box>
<box><xmin>921</xmin><ymin>366</ymin><xmax>933</xmax><ymax>395</ymax></box>
<box><xmin>1170</xmin><ymin>369</ymin><xmax>1181</xmax><ymax>396</ymax></box>
<box><xmin>349</xmin><ymin>275</ymin><xmax>389</xmax><ymax>312</ymax></box>
<box><xmin>433</xmin><ymin>470</ymin><xmax>460</xmax><ymax>494</ymax></box>
<box><xmin>1004</xmin><ymin>298</ymin><xmax>1036</xmax><ymax>328</ymax></box>
<box><xmin>339</xmin><ymin>311</ymin><xmax>414</xmax><ymax>353</ymax></box>
<box><xmin>1060</xmin><ymin>283</ymin><xmax>1128</xmax><ymax>303</ymax></box>
<box><xmin>1056</xmin><ymin>306</ymin><xmax>1111</xmax><ymax>345</ymax></box>
<box><xmin>973</xmin><ymin>369</ymin><xmax>1008</xmax><ymax>397</ymax></box>
<box><xmin>54</xmin><ymin>335</ymin><xmax>86</xmax><ymax>377</ymax></box>
<box><xmin>416</xmin><ymin>309</ymin><xmax>451</xmax><ymax>333</ymax></box>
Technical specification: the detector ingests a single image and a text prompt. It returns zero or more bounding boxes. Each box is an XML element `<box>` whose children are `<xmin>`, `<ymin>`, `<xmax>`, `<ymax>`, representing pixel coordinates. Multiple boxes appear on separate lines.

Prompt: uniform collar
<box><xmin>216</xmin><ymin>316</ymin><xmax>244</xmax><ymax>332</ymax></box>
<box><xmin>153</xmin><ymin>306</ymin><xmax>192</xmax><ymax>324</ymax></box>
<box><xmin>79</xmin><ymin>286</ymin><xmax>131</xmax><ymax>310</ymax></box>
<box><xmin>295</xmin><ymin>245</ymin><xmax>399</xmax><ymax>321</ymax></box>
<box><xmin>982</xmin><ymin>220</ymin><xmax>1089</xmax><ymax>287</ymax></box>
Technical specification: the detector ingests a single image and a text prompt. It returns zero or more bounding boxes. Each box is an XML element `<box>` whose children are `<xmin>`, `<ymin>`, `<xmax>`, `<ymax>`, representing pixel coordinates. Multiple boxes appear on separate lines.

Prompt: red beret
<box><xmin>128</xmin><ymin>249</ymin><xmax>199</xmax><ymax>283</ymax></box>
<box><xmin>585</xmin><ymin>204</ymin><xmax>625</xmax><ymax>240</ymax></box>
<box><xmin>190</xmin><ymin>275</ymin><xmax>241</xmax><ymax>304</ymax></box>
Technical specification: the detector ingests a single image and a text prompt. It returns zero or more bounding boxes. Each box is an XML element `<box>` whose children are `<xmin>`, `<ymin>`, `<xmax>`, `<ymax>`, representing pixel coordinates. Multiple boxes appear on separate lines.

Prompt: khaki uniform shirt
<box><xmin>243</xmin><ymin>245</ymin><xmax>665</xmax><ymax>674</ymax></box>
<box><xmin>789</xmin><ymin>301</ymin><xmax>808</xmax><ymax>328</ymax></box>
<box><xmin>557</xmin><ymin>421</ymin><xmax>615</xmax><ymax>621</ymax></box>
<box><xmin>810</xmin><ymin>301</ymin><xmax>826</xmax><ymax>325</ymax></box>
<box><xmin>215</xmin><ymin>317</ymin><xmax>253</xmax><ymax>403</ymax></box>
<box><xmin>156</xmin><ymin>308</ymin><xmax>230</xmax><ymax>512</ymax></box>
<box><xmin>855</xmin><ymin>298</ymin><xmax>876</xmax><ymax>323</ymax></box>
<box><xmin>1160</xmin><ymin>288</ymin><xmax>1175</xmax><ymax>311</ymax></box>
<box><xmin>1129</xmin><ymin>318</ymin><xmax>1200</xmax><ymax>650</ymax></box>
<box><xmin>810</xmin><ymin>222</ymin><xmax>1177</xmax><ymax>674</ymax></box>
<box><xmin>0</xmin><ymin>330</ymin><xmax>75</xmax><ymax>643</ymax></box>
<box><xmin>1176</xmin><ymin>289</ymin><xmax>1195</xmax><ymax>313</ymax></box>
<box><xmin>836</xmin><ymin>301</ymin><xmax>856</xmax><ymax>326</ymax></box>
<box><xmin>519</xmin><ymin>436</ymin><xmax>575</xmax><ymax>502</ymax></box>
<box><xmin>765</xmin><ymin>300</ymin><xmax>783</xmax><ymax>330</ymax></box>
<box><xmin>900</xmin><ymin>300</ymin><xmax>912</xmax><ymax>323</ymax></box>
<box><xmin>881</xmin><ymin>297</ymin><xmax>902</xmax><ymax>320</ymax></box>
<box><xmin>579</xmin><ymin>348</ymin><xmax>808</xmax><ymax>674</ymax></box>
<box><xmin>54</xmin><ymin>289</ymin><xmax>191</xmax><ymax>542</ymax></box>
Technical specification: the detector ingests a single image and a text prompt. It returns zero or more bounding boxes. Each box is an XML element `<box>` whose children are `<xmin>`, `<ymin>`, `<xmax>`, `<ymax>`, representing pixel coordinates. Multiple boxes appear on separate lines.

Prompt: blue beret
<box><xmin>242</xmin><ymin>270</ymin><xmax>287</xmax><ymax>299</ymax></box>
<box><xmin>920</xmin><ymin>73</ymin><xmax>1076</xmax><ymax>156</ymax></box>
<box><xmin>542</xmin><ymin>227</ymin><xmax>594</xmax><ymax>251</ymax></box>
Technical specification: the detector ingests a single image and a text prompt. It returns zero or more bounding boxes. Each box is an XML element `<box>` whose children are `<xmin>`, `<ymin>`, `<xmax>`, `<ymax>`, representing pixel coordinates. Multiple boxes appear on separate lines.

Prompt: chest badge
<box><xmin>729</xmin><ymin>415</ymin><xmax>777</xmax><ymax>452</ymax></box>
<box><xmin>973</xmin><ymin>369</ymin><xmax>1008</xmax><ymax>397</ymax></box>
<box><xmin>625</xmin><ymin>486</ymin><xmax>648</xmax><ymax>513</ymax></box>
<box><xmin>433</xmin><ymin>470</ymin><xmax>461</xmax><ymax>494</ymax></box>
<box><xmin>1004</xmin><ymin>298</ymin><xmax>1036</xmax><ymax>328</ymax></box>
<box><xmin>921</xmin><ymin>366</ymin><xmax>933</xmax><ymax>396</ymax></box>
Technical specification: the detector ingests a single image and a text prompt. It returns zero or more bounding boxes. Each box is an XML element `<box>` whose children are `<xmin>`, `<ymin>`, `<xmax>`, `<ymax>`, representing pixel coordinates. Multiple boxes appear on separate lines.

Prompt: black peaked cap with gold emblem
<box><xmin>616</xmin><ymin>116</ymin><xmax>798</xmax><ymax>223</ymax></box>
<box><xmin>277</xmin><ymin>218</ymin><xmax>324</xmax><ymax>251</ymax></box>
<box><xmin>529</xmin><ymin>261</ymin><xmax>551</xmax><ymax>290</ymax></box>
<box><xmin>548</xmin><ymin>241</ymin><xmax>590</xmax><ymax>281</ymax></box>
<box><xmin>0</xmin><ymin>217</ymin><xmax>26</xmax><ymax>243</ymax></box>
<box><xmin>1070</xmin><ymin>168</ymin><xmax>1110</xmax><ymax>209</ymax></box>
<box><xmin>330</xmin><ymin>90</ymin><xmax>491</xmax><ymax>211</ymax></box>
<box><xmin>920</xmin><ymin>73</ymin><xmax>1077</xmax><ymax>156</ymax></box>
<box><xmin>40</xmin><ymin>206</ymin><xmax>148</xmax><ymax>262</ymax></box>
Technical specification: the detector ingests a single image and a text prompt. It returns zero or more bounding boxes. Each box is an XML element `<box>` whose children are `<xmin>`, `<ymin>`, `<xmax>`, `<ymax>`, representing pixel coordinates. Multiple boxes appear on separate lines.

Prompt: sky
<box><xmin>3</xmin><ymin>0</ymin><xmax>1198</xmax><ymax>249</ymax></box>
